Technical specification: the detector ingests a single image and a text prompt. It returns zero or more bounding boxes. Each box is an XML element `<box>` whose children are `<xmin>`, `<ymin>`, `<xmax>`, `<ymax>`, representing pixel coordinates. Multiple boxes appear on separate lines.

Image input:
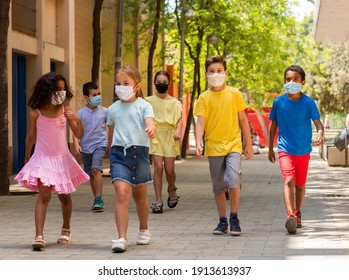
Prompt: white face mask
<box><xmin>207</xmin><ymin>73</ymin><xmax>226</xmax><ymax>87</ymax></box>
<box><xmin>51</xmin><ymin>90</ymin><xmax>66</xmax><ymax>105</ymax></box>
<box><xmin>115</xmin><ymin>85</ymin><xmax>134</xmax><ymax>101</ymax></box>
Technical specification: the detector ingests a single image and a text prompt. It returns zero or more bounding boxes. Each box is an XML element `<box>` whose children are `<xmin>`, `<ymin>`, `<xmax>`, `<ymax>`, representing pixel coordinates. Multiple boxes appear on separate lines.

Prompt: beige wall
<box><xmin>7</xmin><ymin>0</ymin><xmax>165</xmax><ymax>174</ymax></box>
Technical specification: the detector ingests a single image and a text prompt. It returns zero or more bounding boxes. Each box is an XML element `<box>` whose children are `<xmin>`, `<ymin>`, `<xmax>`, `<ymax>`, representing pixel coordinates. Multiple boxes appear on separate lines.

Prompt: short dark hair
<box><xmin>205</xmin><ymin>55</ymin><xmax>227</xmax><ymax>72</ymax></box>
<box><xmin>284</xmin><ymin>65</ymin><xmax>306</xmax><ymax>81</ymax></box>
<box><xmin>82</xmin><ymin>82</ymin><xmax>99</xmax><ymax>96</ymax></box>
<box><xmin>153</xmin><ymin>70</ymin><xmax>171</xmax><ymax>84</ymax></box>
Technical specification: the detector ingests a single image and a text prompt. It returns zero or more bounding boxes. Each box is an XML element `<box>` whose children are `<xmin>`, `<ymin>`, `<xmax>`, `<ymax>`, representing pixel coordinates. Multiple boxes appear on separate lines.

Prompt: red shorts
<box><xmin>278</xmin><ymin>152</ymin><xmax>310</xmax><ymax>187</ymax></box>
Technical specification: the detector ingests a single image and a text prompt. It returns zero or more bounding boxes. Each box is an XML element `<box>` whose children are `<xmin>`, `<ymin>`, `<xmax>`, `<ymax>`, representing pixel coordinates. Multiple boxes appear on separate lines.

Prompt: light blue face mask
<box><xmin>284</xmin><ymin>81</ymin><xmax>302</xmax><ymax>94</ymax></box>
<box><xmin>89</xmin><ymin>95</ymin><xmax>102</xmax><ymax>106</ymax></box>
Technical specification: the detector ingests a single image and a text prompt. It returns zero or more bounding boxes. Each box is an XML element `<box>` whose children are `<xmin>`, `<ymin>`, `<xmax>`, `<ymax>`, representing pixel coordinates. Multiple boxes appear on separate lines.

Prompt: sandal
<box><xmin>57</xmin><ymin>228</ymin><xmax>71</xmax><ymax>244</ymax></box>
<box><xmin>32</xmin><ymin>235</ymin><xmax>45</xmax><ymax>251</ymax></box>
<box><xmin>167</xmin><ymin>186</ymin><xmax>179</xmax><ymax>208</ymax></box>
<box><xmin>150</xmin><ymin>201</ymin><xmax>163</xmax><ymax>214</ymax></box>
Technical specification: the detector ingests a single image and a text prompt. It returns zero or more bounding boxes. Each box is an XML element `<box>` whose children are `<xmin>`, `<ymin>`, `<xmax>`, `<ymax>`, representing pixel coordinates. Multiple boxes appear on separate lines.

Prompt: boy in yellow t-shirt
<box><xmin>194</xmin><ymin>55</ymin><xmax>253</xmax><ymax>236</ymax></box>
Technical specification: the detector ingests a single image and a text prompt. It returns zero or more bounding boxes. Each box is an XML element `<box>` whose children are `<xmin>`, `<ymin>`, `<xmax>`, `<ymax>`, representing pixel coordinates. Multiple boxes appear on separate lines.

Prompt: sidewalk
<box><xmin>1</xmin><ymin>147</ymin><xmax>349</xmax><ymax>260</ymax></box>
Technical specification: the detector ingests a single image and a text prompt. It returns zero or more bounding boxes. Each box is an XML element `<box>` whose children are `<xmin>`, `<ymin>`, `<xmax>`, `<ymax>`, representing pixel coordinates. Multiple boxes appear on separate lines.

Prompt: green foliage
<box><xmin>165</xmin><ymin>0</ymin><xmax>309</xmax><ymax>107</ymax></box>
<box><xmin>307</xmin><ymin>41</ymin><xmax>349</xmax><ymax>115</ymax></box>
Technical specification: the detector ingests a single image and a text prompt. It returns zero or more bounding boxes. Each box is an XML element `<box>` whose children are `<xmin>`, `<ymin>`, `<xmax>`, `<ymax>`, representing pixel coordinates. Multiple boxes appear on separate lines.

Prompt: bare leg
<box><xmin>295</xmin><ymin>185</ymin><xmax>305</xmax><ymax>211</ymax></box>
<box><xmin>34</xmin><ymin>183</ymin><xmax>52</xmax><ymax>237</ymax></box>
<box><xmin>164</xmin><ymin>157</ymin><xmax>176</xmax><ymax>197</ymax></box>
<box><xmin>283</xmin><ymin>177</ymin><xmax>296</xmax><ymax>214</ymax></box>
<box><xmin>215</xmin><ymin>192</ymin><xmax>227</xmax><ymax>218</ymax></box>
<box><xmin>132</xmin><ymin>184</ymin><xmax>149</xmax><ymax>230</ymax></box>
<box><xmin>57</xmin><ymin>193</ymin><xmax>73</xmax><ymax>241</ymax></box>
<box><xmin>114</xmin><ymin>180</ymin><xmax>131</xmax><ymax>239</ymax></box>
<box><xmin>228</xmin><ymin>187</ymin><xmax>240</xmax><ymax>213</ymax></box>
<box><xmin>91</xmin><ymin>168</ymin><xmax>103</xmax><ymax>197</ymax></box>
<box><xmin>152</xmin><ymin>155</ymin><xmax>164</xmax><ymax>202</ymax></box>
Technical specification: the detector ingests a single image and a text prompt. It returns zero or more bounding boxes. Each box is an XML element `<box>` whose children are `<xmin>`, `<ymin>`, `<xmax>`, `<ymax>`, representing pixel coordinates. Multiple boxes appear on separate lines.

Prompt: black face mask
<box><xmin>155</xmin><ymin>83</ymin><xmax>169</xmax><ymax>94</ymax></box>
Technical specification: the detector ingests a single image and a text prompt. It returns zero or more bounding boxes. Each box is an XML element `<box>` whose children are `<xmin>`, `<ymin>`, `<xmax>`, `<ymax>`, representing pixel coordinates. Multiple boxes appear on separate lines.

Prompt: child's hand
<box><xmin>145</xmin><ymin>125</ymin><xmax>156</xmax><ymax>139</ymax></box>
<box><xmin>268</xmin><ymin>148</ymin><xmax>276</xmax><ymax>163</ymax></box>
<box><xmin>244</xmin><ymin>145</ymin><xmax>254</xmax><ymax>160</ymax></box>
<box><xmin>196</xmin><ymin>144</ymin><xmax>204</xmax><ymax>159</ymax></box>
<box><xmin>315</xmin><ymin>134</ymin><xmax>324</xmax><ymax>146</ymax></box>
<box><xmin>64</xmin><ymin>109</ymin><xmax>77</xmax><ymax>121</ymax></box>
<box><xmin>74</xmin><ymin>144</ymin><xmax>82</xmax><ymax>155</ymax></box>
<box><xmin>173</xmin><ymin>132</ymin><xmax>181</xmax><ymax>141</ymax></box>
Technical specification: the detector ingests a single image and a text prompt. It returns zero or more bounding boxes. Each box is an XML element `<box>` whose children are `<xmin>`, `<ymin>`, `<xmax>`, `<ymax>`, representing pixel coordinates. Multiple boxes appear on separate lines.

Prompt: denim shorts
<box><xmin>208</xmin><ymin>152</ymin><xmax>241</xmax><ymax>194</ymax></box>
<box><xmin>81</xmin><ymin>146</ymin><xmax>107</xmax><ymax>176</ymax></box>
<box><xmin>110</xmin><ymin>145</ymin><xmax>152</xmax><ymax>187</ymax></box>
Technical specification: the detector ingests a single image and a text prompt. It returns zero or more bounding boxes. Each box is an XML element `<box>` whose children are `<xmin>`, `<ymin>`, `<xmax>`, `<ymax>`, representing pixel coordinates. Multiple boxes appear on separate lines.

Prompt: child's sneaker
<box><xmin>295</xmin><ymin>210</ymin><xmax>302</xmax><ymax>228</ymax></box>
<box><xmin>111</xmin><ymin>237</ymin><xmax>127</xmax><ymax>253</ymax></box>
<box><xmin>285</xmin><ymin>211</ymin><xmax>297</xmax><ymax>234</ymax></box>
<box><xmin>229</xmin><ymin>217</ymin><xmax>241</xmax><ymax>236</ymax></box>
<box><xmin>213</xmin><ymin>218</ymin><xmax>228</xmax><ymax>235</ymax></box>
<box><xmin>136</xmin><ymin>229</ymin><xmax>151</xmax><ymax>245</ymax></box>
<box><xmin>91</xmin><ymin>197</ymin><xmax>104</xmax><ymax>211</ymax></box>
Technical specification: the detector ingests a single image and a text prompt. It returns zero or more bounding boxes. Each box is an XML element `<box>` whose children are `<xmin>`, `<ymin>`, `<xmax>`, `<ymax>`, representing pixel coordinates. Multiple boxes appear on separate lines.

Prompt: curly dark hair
<box><xmin>27</xmin><ymin>72</ymin><xmax>74</xmax><ymax>109</ymax></box>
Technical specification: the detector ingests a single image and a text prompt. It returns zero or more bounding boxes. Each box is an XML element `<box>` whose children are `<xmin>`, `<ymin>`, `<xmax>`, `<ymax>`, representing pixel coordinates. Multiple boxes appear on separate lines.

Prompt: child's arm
<box><xmin>64</xmin><ymin>106</ymin><xmax>84</xmax><ymax>139</ymax></box>
<box><xmin>195</xmin><ymin>116</ymin><xmax>205</xmax><ymax>158</ymax></box>
<box><xmin>174</xmin><ymin>116</ymin><xmax>183</xmax><ymax>140</ymax></box>
<box><xmin>145</xmin><ymin>117</ymin><xmax>156</xmax><ymax>139</ymax></box>
<box><xmin>107</xmin><ymin>124</ymin><xmax>114</xmax><ymax>150</ymax></box>
<box><xmin>238</xmin><ymin>111</ymin><xmax>253</xmax><ymax>160</ymax></box>
<box><xmin>73</xmin><ymin>136</ymin><xmax>82</xmax><ymax>155</ymax></box>
<box><xmin>268</xmin><ymin>120</ymin><xmax>277</xmax><ymax>163</ymax></box>
<box><xmin>313</xmin><ymin>119</ymin><xmax>324</xmax><ymax>146</ymax></box>
<box><xmin>25</xmin><ymin>110</ymin><xmax>39</xmax><ymax>163</ymax></box>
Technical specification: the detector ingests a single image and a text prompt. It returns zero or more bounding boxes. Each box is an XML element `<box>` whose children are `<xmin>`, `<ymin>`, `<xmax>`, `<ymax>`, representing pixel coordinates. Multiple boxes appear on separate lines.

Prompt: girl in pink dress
<box><xmin>15</xmin><ymin>72</ymin><xmax>89</xmax><ymax>250</ymax></box>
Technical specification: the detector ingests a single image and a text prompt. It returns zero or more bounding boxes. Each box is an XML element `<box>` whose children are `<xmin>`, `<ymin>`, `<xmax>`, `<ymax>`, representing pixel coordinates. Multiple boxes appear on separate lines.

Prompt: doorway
<box><xmin>12</xmin><ymin>52</ymin><xmax>27</xmax><ymax>173</ymax></box>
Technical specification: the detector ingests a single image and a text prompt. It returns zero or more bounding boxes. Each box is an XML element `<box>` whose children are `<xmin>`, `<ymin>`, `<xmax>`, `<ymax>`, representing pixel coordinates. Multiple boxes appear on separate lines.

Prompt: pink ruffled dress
<box><xmin>15</xmin><ymin>107</ymin><xmax>90</xmax><ymax>194</ymax></box>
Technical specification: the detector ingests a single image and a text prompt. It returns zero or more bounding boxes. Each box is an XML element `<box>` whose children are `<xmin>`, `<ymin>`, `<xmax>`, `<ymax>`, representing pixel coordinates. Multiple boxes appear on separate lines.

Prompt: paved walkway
<box><xmin>1</xmin><ymin>147</ymin><xmax>349</xmax><ymax>261</ymax></box>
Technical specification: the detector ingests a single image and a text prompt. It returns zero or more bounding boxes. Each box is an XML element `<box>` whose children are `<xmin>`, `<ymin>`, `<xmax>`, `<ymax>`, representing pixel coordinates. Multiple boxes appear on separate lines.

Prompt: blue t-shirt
<box><xmin>269</xmin><ymin>93</ymin><xmax>320</xmax><ymax>155</ymax></box>
<box><xmin>77</xmin><ymin>106</ymin><xmax>108</xmax><ymax>153</ymax></box>
<box><xmin>107</xmin><ymin>98</ymin><xmax>154</xmax><ymax>148</ymax></box>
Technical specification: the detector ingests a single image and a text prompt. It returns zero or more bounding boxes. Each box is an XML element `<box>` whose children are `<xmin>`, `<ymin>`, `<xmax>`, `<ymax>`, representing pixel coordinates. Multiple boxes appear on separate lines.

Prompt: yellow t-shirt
<box><xmin>146</xmin><ymin>95</ymin><xmax>182</xmax><ymax>156</ymax></box>
<box><xmin>194</xmin><ymin>86</ymin><xmax>247</xmax><ymax>156</ymax></box>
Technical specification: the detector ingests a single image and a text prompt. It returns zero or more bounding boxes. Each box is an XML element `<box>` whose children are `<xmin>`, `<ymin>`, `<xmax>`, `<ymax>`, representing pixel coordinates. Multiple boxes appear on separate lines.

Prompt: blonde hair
<box><xmin>116</xmin><ymin>64</ymin><xmax>144</xmax><ymax>98</ymax></box>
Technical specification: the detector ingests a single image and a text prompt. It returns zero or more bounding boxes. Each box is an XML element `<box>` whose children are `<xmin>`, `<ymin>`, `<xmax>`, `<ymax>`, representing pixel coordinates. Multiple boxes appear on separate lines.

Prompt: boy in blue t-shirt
<box><xmin>74</xmin><ymin>82</ymin><xmax>108</xmax><ymax>211</ymax></box>
<box><xmin>268</xmin><ymin>65</ymin><xmax>324</xmax><ymax>234</ymax></box>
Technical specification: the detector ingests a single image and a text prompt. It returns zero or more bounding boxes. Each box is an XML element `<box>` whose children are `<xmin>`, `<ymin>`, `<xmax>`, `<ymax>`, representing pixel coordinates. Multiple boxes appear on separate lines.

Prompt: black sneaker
<box><xmin>213</xmin><ymin>220</ymin><xmax>228</xmax><ymax>235</ymax></box>
<box><xmin>230</xmin><ymin>217</ymin><xmax>241</xmax><ymax>236</ymax></box>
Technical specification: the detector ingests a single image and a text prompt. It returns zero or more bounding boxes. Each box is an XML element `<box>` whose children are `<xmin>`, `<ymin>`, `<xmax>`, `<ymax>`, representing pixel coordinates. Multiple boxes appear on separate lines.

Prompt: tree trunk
<box><xmin>0</xmin><ymin>0</ymin><xmax>11</xmax><ymax>195</ymax></box>
<box><xmin>91</xmin><ymin>0</ymin><xmax>104</xmax><ymax>84</ymax></box>
<box><xmin>147</xmin><ymin>0</ymin><xmax>162</xmax><ymax>96</ymax></box>
<box><xmin>181</xmin><ymin>26</ymin><xmax>204</xmax><ymax>158</ymax></box>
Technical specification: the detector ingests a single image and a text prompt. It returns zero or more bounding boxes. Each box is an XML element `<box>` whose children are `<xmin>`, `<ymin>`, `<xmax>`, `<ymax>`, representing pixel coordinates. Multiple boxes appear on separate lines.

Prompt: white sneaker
<box><xmin>136</xmin><ymin>229</ymin><xmax>151</xmax><ymax>245</ymax></box>
<box><xmin>111</xmin><ymin>237</ymin><xmax>127</xmax><ymax>252</ymax></box>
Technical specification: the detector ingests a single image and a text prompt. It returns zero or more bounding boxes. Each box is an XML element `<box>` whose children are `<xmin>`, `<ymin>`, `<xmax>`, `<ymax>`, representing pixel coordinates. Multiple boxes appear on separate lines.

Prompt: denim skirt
<box><xmin>110</xmin><ymin>145</ymin><xmax>152</xmax><ymax>186</ymax></box>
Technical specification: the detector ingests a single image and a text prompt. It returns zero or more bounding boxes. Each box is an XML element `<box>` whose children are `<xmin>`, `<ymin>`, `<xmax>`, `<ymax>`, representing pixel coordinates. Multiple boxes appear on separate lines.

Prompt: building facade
<box><xmin>7</xmin><ymin>0</ymin><xmax>153</xmax><ymax>175</ymax></box>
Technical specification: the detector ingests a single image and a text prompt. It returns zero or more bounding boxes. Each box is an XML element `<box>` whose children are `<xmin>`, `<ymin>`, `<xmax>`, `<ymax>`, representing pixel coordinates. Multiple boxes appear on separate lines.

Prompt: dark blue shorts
<box><xmin>81</xmin><ymin>147</ymin><xmax>107</xmax><ymax>176</ymax></box>
<box><xmin>110</xmin><ymin>145</ymin><xmax>152</xmax><ymax>187</ymax></box>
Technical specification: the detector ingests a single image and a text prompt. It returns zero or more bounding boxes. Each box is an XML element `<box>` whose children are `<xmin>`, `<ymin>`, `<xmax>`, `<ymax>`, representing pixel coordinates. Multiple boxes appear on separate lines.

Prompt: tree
<box><xmin>0</xmin><ymin>0</ymin><xmax>11</xmax><ymax>195</ymax></box>
<box><xmin>147</xmin><ymin>0</ymin><xmax>162</xmax><ymax>96</ymax></box>
<box><xmin>92</xmin><ymin>0</ymin><xmax>104</xmax><ymax>84</ymax></box>
<box><xmin>168</xmin><ymin>0</ymin><xmax>301</xmax><ymax>157</ymax></box>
